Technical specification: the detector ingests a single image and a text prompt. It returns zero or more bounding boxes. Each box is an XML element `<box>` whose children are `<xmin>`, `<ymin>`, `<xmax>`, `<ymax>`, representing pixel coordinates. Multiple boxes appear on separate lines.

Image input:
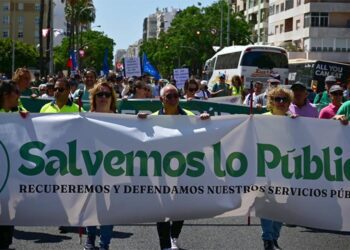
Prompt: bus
<box><xmin>203</xmin><ymin>45</ymin><xmax>289</xmax><ymax>90</ymax></box>
<box><xmin>288</xmin><ymin>59</ymin><xmax>350</xmax><ymax>92</ymax></box>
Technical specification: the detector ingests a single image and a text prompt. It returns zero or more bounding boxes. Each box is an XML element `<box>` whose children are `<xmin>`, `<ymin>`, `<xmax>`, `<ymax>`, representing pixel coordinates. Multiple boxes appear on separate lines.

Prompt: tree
<box><xmin>0</xmin><ymin>39</ymin><xmax>39</xmax><ymax>76</ymax></box>
<box><xmin>64</xmin><ymin>0</ymin><xmax>96</xmax><ymax>50</ymax></box>
<box><xmin>140</xmin><ymin>0</ymin><xmax>252</xmax><ymax>78</ymax></box>
<box><xmin>54</xmin><ymin>30</ymin><xmax>115</xmax><ymax>73</ymax></box>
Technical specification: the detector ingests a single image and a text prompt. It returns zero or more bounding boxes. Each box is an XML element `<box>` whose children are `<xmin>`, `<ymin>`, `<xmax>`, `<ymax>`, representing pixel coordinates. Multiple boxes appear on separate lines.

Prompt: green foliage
<box><xmin>54</xmin><ymin>30</ymin><xmax>115</xmax><ymax>73</ymax></box>
<box><xmin>0</xmin><ymin>38</ymin><xmax>39</xmax><ymax>76</ymax></box>
<box><xmin>140</xmin><ymin>0</ymin><xmax>252</xmax><ymax>78</ymax></box>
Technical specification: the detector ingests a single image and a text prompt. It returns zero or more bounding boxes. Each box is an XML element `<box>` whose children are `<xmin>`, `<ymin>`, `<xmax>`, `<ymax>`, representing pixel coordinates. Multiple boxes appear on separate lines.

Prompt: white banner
<box><xmin>0</xmin><ymin>113</ymin><xmax>349</xmax><ymax>231</ymax></box>
<box><xmin>173</xmin><ymin>68</ymin><xmax>189</xmax><ymax>89</ymax></box>
<box><xmin>124</xmin><ymin>57</ymin><xmax>141</xmax><ymax>78</ymax></box>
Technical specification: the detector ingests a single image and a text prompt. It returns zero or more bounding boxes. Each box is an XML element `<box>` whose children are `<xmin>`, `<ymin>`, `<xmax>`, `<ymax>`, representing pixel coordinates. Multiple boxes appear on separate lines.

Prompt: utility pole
<box><xmin>227</xmin><ymin>2</ymin><xmax>230</xmax><ymax>46</ymax></box>
<box><xmin>49</xmin><ymin>0</ymin><xmax>54</xmax><ymax>74</ymax></box>
<box><xmin>220</xmin><ymin>3</ymin><xmax>223</xmax><ymax>48</ymax></box>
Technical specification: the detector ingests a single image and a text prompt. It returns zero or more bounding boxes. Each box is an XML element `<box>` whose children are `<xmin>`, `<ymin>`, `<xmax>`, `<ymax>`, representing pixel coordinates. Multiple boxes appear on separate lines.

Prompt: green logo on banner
<box><xmin>0</xmin><ymin>141</ymin><xmax>10</xmax><ymax>193</ymax></box>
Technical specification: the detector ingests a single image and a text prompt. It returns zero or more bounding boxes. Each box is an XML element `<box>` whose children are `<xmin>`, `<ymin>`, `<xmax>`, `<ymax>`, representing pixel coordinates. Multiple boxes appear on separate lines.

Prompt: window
<box><xmin>320</xmin><ymin>13</ymin><xmax>328</xmax><ymax>27</ymax></box>
<box><xmin>275</xmin><ymin>25</ymin><xmax>278</xmax><ymax>34</ymax></box>
<box><xmin>296</xmin><ymin>19</ymin><xmax>301</xmax><ymax>30</ymax></box>
<box><xmin>281</xmin><ymin>3</ymin><xmax>285</xmax><ymax>12</ymax></box>
<box><xmin>305</xmin><ymin>13</ymin><xmax>328</xmax><ymax>27</ymax></box>
<box><xmin>297</xmin><ymin>0</ymin><xmax>302</xmax><ymax>6</ymax></box>
<box><xmin>3</xmin><ymin>2</ymin><xmax>10</xmax><ymax>11</ymax></box>
<box><xmin>18</xmin><ymin>2</ymin><xmax>24</xmax><ymax>10</ymax></box>
<box><xmin>2</xmin><ymin>16</ymin><xmax>10</xmax><ymax>25</ymax></box>
<box><xmin>18</xmin><ymin>31</ymin><xmax>23</xmax><ymax>38</ymax></box>
<box><xmin>275</xmin><ymin>5</ymin><xmax>279</xmax><ymax>14</ymax></box>
<box><xmin>3</xmin><ymin>30</ymin><xmax>9</xmax><ymax>38</ymax></box>
<box><xmin>215</xmin><ymin>52</ymin><xmax>242</xmax><ymax>70</ymax></box>
<box><xmin>280</xmin><ymin>24</ymin><xmax>284</xmax><ymax>33</ymax></box>
<box><xmin>34</xmin><ymin>3</ymin><xmax>40</xmax><ymax>11</ymax></box>
<box><xmin>241</xmin><ymin>51</ymin><xmax>288</xmax><ymax>68</ymax></box>
<box><xmin>269</xmin><ymin>5</ymin><xmax>275</xmax><ymax>15</ymax></box>
<box><xmin>34</xmin><ymin>16</ymin><xmax>40</xmax><ymax>25</ymax></box>
<box><xmin>18</xmin><ymin>16</ymin><xmax>24</xmax><ymax>25</ymax></box>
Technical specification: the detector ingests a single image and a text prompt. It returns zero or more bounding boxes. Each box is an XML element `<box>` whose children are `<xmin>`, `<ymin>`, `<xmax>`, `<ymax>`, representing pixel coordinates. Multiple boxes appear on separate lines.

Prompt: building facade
<box><xmin>268</xmin><ymin>0</ymin><xmax>350</xmax><ymax>62</ymax></box>
<box><xmin>233</xmin><ymin>0</ymin><xmax>269</xmax><ymax>44</ymax></box>
<box><xmin>0</xmin><ymin>0</ymin><xmax>48</xmax><ymax>46</ymax></box>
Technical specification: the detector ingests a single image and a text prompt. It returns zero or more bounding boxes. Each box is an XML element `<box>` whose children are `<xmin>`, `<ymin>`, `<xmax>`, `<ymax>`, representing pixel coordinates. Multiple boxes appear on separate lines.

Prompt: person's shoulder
<box><xmin>40</xmin><ymin>102</ymin><xmax>52</xmax><ymax>113</ymax></box>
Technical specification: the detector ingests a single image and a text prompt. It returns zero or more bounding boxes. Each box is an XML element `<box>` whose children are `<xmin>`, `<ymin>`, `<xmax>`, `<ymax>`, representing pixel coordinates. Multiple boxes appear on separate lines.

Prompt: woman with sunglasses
<box><xmin>128</xmin><ymin>80</ymin><xmax>148</xmax><ymax>99</ymax></box>
<box><xmin>260</xmin><ymin>86</ymin><xmax>294</xmax><ymax>250</ymax></box>
<box><xmin>0</xmin><ymin>80</ymin><xmax>28</xmax><ymax>249</ymax></box>
<box><xmin>183</xmin><ymin>79</ymin><xmax>200</xmax><ymax>100</ymax></box>
<box><xmin>84</xmin><ymin>80</ymin><xmax>116</xmax><ymax>250</ymax></box>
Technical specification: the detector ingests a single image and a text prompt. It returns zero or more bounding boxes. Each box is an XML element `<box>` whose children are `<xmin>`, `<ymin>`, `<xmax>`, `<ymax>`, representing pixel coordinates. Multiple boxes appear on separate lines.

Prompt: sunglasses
<box><xmin>273</xmin><ymin>96</ymin><xmax>289</xmax><ymax>103</ymax></box>
<box><xmin>54</xmin><ymin>87</ymin><xmax>66</xmax><ymax>92</ymax></box>
<box><xmin>331</xmin><ymin>91</ymin><xmax>343</xmax><ymax>96</ymax></box>
<box><xmin>96</xmin><ymin>92</ymin><xmax>112</xmax><ymax>98</ymax></box>
<box><xmin>165</xmin><ymin>93</ymin><xmax>179</xmax><ymax>99</ymax></box>
<box><xmin>188</xmin><ymin>88</ymin><xmax>198</xmax><ymax>92</ymax></box>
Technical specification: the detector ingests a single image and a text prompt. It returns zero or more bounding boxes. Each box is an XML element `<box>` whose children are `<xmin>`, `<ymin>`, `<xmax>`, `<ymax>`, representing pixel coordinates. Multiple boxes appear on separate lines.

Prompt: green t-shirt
<box><xmin>336</xmin><ymin>100</ymin><xmax>350</xmax><ymax>121</ymax></box>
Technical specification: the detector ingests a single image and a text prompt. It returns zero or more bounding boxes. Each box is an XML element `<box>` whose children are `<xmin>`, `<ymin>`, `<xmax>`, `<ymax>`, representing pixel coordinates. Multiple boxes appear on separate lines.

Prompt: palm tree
<box><xmin>64</xmin><ymin>0</ymin><xmax>95</xmax><ymax>51</ymax></box>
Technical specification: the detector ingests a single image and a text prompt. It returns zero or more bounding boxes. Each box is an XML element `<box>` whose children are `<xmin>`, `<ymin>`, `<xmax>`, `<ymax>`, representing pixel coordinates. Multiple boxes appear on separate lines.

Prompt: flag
<box><xmin>142</xmin><ymin>53</ymin><xmax>160</xmax><ymax>80</ymax></box>
<box><xmin>53</xmin><ymin>29</ymin><xmax>64</xmax><ymax>37</ymax></box>
<box><xmin>67</xmin><ymin>49</ymin><xmax>77</xmax><ymax>70</ymax></box>
<box><xmin>102</xmin><ymin>48</ymin><xmax>109</xmax><ymax>76</ymax></box>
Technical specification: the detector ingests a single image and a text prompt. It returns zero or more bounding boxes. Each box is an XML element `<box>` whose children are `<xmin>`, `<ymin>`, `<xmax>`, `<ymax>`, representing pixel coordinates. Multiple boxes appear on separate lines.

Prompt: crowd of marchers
<box><xmin>0</xmin><ymin>67</ymin><xmax>349</xmax><ymax>250</ymax></box>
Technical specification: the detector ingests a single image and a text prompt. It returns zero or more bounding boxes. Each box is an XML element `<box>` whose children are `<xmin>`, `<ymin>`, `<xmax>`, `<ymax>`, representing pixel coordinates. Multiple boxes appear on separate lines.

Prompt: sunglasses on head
<box><xmin>96</xmin><ymin>92</ymin><xmax>112</xmax><ymax>98</ymax></box>
<box><xmin>165</xmin><ymin>93</ymin><xmax>179</xmax><ymax>99</ymax></box>
<box><xmin>273</xmin><ymin>96</ymin><xmax>289</xmax><ymax>103</ymax></box>
<box><xmin>54</xmin><ymin>87</ymin><xmax>66</xmax><ymax>92</ymax></box>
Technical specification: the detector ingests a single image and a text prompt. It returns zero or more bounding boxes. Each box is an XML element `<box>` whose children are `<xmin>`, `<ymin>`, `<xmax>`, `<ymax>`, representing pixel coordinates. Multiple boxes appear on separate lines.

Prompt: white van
<box><xmin>205</xmin><ymin>45</ymin><xmax>289</xmax><ymax>90</ymax></box>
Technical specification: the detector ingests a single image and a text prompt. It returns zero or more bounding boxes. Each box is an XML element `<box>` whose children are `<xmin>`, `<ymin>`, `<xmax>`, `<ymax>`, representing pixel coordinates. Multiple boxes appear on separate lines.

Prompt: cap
<box><xmin>291</xmin><ymin>81</ymin><xmax>307</xmax><ymax>90</ymax></box>
<box><xmin>329</xmin><ymin>85</ymin><xmax>343</xmax><ymax>93</ymax></box>
<box><xmin>128</xmin><ymin>77</ymin><xmax>134</xmax><ymax>83</ymax></box>
<box><xmin>200</xmin><ymin>80</ymin><xmax>208</xmax><ymax>85</ymax></box>
<box><xmin>219</xmin><ymin>73</ymin><xmax>225</xmax><ymax>79</ymax></box>
<box><xmin>254</xmin><ymin>81</ymin><xmax>263</xmax><ymax>85</ymax></box>
<box><xmin>325</xmin><ymin>75</ymin><xmax>336</xmax><ymax>83</ymax></box>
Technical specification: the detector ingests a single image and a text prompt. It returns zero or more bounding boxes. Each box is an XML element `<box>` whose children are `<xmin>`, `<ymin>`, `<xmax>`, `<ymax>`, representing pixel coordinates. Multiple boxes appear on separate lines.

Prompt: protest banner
<box><xmin>173</xmin><ymin>68</ymin><xmax>189</xmax><ymax>89</ymax></box>
<box><xmin>124</xmin><ymin>57</ymin><xmax>142</xmax><ymax>78</ymax></box>
<box><xmin>0</xmin><ymin>113</ymin><xmax>349</xmax><ymax>231</ymax></box>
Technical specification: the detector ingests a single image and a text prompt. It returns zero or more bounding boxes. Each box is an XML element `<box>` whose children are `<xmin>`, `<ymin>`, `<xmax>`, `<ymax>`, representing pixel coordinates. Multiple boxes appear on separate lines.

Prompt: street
<box><xmin>11</xmin><ymin>216</ymin><xmax>350</xmax><ymax>250</ymax></box>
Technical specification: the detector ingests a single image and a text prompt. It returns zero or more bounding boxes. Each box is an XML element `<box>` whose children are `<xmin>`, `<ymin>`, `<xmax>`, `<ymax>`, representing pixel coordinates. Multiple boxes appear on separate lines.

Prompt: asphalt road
<box><xmin>10</xmin><ymin>216</ymin><xmax>350</xmax><ymax>250</ymax></box>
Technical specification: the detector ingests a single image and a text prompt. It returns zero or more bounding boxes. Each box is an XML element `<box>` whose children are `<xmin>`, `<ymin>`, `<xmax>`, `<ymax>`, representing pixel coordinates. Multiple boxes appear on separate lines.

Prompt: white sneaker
<box><xmin>171</xmin><ymin>238</ymin><xmax>179</xmax><ymax>250</ymax></box>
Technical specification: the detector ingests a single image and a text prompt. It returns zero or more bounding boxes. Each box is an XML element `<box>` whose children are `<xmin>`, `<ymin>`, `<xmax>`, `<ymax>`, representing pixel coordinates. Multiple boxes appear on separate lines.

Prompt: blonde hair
<box><xmin>266</xmin><ymin>86</ymin><xmax>293</xmax><ymax>112</ymax></box>
<box><xmin>89</xmin><ymin>79</ymin><xmax>117</xmax><ymax>113</ymax></box>
<box><xmin>12</xmin><ymin>67</ymin><xmax>31</xmax><ymax>83</ymax></box>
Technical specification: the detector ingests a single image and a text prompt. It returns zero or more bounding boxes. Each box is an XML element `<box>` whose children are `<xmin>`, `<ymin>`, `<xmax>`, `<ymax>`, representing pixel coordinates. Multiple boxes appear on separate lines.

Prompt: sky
<box><xmin>93</xmin><ymin>0</ymin><xmax>216</xmax><ymax>55</ymax></box>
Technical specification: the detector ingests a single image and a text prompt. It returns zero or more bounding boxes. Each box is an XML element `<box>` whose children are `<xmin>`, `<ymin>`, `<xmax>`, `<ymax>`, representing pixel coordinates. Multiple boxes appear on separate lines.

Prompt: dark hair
<box><xmin>0</xmin><ymin>80</ymin><xmax>18</xmax><ymax>108</ymax></box>
<box><xmin>184</xmin><ymin>79</ymin><xmax>199</xmax><ymax>91</ymax></box>
<box><xmin>132</xmin><ymin>80</ymin><xmax>146</xmax><ymax>94</ymax></box>
<box><xmin>56</xmin><ymin>78</ymin><xmax>70</xmax><ymax>89</ymax></box>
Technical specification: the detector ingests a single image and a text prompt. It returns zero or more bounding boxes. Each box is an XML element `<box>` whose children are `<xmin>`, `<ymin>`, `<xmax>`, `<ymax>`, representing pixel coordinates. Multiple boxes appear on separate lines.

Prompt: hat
<box><xmin>291</xmin><ymin>81</ymin><xmax>306</xmax><ymax>90</ymax></box>
<box><xmin>219</xmin><ymin>73</ymin><xmax>225</xmax><ymax>79</ymax></box>
<box><xmin>128</xmin><ymin>77</ymin><xmax>134</xmax><ymax>83</ymax></box>
<box><xmin>325</xmin><ymin>75</ymin><xmax>336</xmax><ymax>83</ymax></box>
<box><xmin>329</xmin><ymin>85</ymin><xmax>343</xmax><ymax>93</ymax></box>
<box><xmin>200</xmin><ymin>80</ymin><xmax>208</xmax><ymax>85</ymax></box>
